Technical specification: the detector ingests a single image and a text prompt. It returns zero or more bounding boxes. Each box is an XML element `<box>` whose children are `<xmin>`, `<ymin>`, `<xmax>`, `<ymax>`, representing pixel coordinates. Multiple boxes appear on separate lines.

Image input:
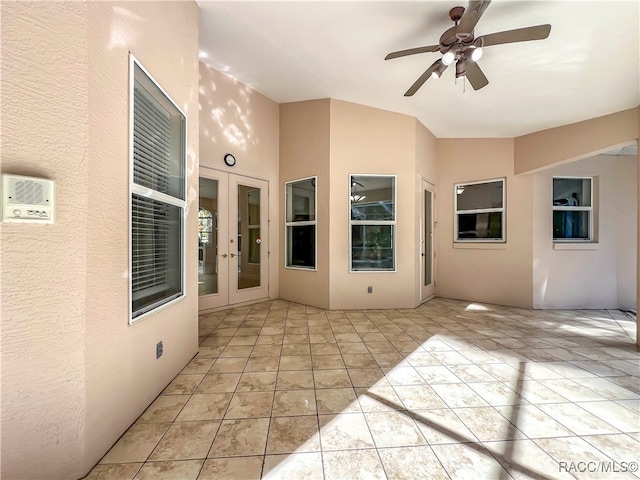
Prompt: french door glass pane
<box><xmin>198</xmin><ymin>178</ymin><xmax>218</xmax><ymax>296</ymax></box>
<box><xmin>424</xmin><ymin>190</ymin><xmax>432</xmax><ymax>287</ymax></box>
<box><xmin>238</xmin><ymin>184</ymin><xmax>261</xmax><ymax>290</ymax></box>
<box><xmin>351</xmin><ymin>225</ymin><xmax>394</xmax><ymax>271</ymax></box>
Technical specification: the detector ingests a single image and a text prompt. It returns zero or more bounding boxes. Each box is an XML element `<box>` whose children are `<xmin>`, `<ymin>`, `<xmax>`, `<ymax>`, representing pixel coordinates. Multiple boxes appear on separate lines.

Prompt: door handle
<box><xmin>230</xmin><ymin>253</ymin><xmax>236</xmax><ymax>258</ymax></box>
<box><xmin>221</xmin><ymin>254</ymin><xmax>228</xmax><ymax>258</ymax></box>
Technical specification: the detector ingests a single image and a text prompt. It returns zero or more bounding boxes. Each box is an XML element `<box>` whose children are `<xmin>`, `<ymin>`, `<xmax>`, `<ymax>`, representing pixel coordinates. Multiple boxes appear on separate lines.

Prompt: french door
<box><xmin>198</xmin><ymin>170</ymin><xmax>269</xmax><ymax>311</ymax></box>
<box><xmin>421</xmin><ymin>180</ymin><xmax>436</xmax><ymax>301</ymax></box>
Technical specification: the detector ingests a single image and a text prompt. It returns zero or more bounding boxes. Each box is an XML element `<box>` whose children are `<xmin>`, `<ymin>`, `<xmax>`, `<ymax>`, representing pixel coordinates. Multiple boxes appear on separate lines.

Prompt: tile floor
<box><xmin>86</xmin><ymin>298</ymin><xmax>640</xmax><ymax>480</ymax></box>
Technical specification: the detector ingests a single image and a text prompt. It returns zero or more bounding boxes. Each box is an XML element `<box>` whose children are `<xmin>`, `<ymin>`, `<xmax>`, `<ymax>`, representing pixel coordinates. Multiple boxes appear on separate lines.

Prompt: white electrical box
<box><xmin>2</xmin><ymin>174</ymin><xmax>55</xmax><ymax>224</ymax></box>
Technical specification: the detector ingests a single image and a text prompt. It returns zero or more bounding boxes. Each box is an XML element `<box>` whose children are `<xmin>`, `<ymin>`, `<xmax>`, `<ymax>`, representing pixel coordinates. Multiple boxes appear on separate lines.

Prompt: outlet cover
<box><xmin>156</xmin><ymin>341</ymin><xmax>163</xmax><ymax>359</ymax></box>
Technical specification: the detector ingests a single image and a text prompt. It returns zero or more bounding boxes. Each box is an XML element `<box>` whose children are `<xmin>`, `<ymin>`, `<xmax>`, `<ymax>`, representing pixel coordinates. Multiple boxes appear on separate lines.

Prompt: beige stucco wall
<box><xmin>436</xmin><ymin>139</ymin><xmax>534</xmax><ymax>308</ymax></box>
<box><xmin>532</xmin><ymin>155</ymin><xmax>637</xmax><ymax>309</ymax></box>
<box><xmin>1</xmin><ymin>3</ymin><xmax>89</xmax><ymax>478</ymax></box>
<box><xmin>514</xmin><ymin>108</ymin><xmax>639</xmax><ymax>175</ymax></box>
<box><xmin>328</xmin><ymin>100</ymin><xmax>419</xmax><ymax>310</ymax></box>
<box><xmin>199</xmin><ymin>62</ymin><xmax>280</xmax><ymax>302</ymax></box>
<box><xmin>279</xmin><ymin>100</ymin><xmax>331</xmax><ymax>309</ymax></box>
<box><xmin>2</xmin><ymin>2</ymin><xmax>200</xmax><ymax>479</ymax></box>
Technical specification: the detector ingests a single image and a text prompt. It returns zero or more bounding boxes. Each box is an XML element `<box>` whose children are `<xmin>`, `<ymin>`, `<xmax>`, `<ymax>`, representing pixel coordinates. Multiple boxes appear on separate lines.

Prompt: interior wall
<box><xmin>436</xmin><ymin>139</ymin><xmax>534</xmax><ymax>308</ymax></box>
<box><xmin>532</xmin><ymin>155</ymin><xmax>637</xmax><ymax>309</ymax></box>
<box><xmin>279</xmin><ymin>100</ymin><xmax>331</xmax><ymax>309</ymax></box>
<box><xmin>199</xmin><ymin>62</ymin><xmax>280</xmax><ymax>302</ymax></box>
<box><xmin>84</xmin><ymin>1</ymin><xmax>200</xmax><ymax>477</ymax></box>
<box><xmin>514</xmin><ymin>108</ymin><xmax>639</xmax><ymax>174</ymax></box>
<box><xmin>328</xmin><ymin>100</ymin><xmax>418</xmax><ymax>310</ymax></box>
<box><xmin>1</xmin><ymin>3</ymin><xmax>89</xmax><ymax>479</ymax></box>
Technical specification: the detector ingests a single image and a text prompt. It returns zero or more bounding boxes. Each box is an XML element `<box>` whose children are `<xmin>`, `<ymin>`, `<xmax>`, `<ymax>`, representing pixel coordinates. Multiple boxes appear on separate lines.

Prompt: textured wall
<box><xmin>1</xmin><ymin>3</ymin><xmax>89</xmax><ymax>479</ymax></box>
<box><xmin>1</xmin><ymin>2</ymin><xmax>200</xmax><ymax>479</ymax></box>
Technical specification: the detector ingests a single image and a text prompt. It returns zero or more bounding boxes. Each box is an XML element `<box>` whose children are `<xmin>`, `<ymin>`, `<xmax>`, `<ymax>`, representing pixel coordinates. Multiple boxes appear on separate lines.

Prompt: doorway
<box><xmin>421</xmin><ymin>180</ymin><xmax>435</xmax><ymax>302</ymax></box>
<box><xmin>198</xmin><ymin>170</ymin><xmax>269</xmax><ymax>311</ymax></box>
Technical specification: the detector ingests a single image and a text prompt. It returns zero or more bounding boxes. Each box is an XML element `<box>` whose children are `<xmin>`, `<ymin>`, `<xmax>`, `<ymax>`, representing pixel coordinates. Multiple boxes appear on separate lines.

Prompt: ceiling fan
<box><xmin>385</xmin><ymin>0</ymin><xmax>551</xmax><ymax>95</ymax></box>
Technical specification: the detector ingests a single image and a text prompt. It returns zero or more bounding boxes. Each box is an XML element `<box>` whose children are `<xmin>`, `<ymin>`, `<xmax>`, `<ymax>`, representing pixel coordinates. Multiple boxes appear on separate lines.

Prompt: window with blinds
<box><xmin>130</xmin><ymin>57</ymin><xmax>186</xmax><ymax>322</ymax></box>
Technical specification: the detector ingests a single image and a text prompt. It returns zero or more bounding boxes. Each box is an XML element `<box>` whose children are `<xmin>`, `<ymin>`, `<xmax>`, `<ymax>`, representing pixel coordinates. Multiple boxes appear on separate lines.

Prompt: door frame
<box><xmin>198</xmin><ymin>167</ymin><xmax>270</xmax><ymax>312</ymax></box>
<box><xmin>420</xmin><ymin>179</ymin><xmax>436</xmax><ymax>303</ymax></box>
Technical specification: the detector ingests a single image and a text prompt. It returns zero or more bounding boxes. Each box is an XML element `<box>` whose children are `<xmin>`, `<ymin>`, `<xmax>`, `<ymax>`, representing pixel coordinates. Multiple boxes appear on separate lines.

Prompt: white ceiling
<box><xmin>198</xmin><ymin>1</ymin><xmax>639</xmax><ymax>138</ymax></box>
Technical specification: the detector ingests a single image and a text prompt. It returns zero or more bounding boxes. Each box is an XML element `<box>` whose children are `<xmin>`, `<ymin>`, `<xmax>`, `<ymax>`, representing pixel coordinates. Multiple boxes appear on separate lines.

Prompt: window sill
<box><xmin>553</xmin><ymin>242</ymin><xmax>599</xmax><ymax>250</ymax></box>
<box><xmin>453</xmin><ymin>242</ymin><xmax>507</xmax><ymax>250</ymax></box>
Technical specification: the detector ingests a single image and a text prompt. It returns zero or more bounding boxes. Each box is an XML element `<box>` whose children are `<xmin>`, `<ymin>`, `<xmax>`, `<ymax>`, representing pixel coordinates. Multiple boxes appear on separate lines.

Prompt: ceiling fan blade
<box><xmin>404</xmin><ymin>60</ymin><xmax>442</xmax><ymax>96</ymax></box>
<box><xmin>475</xmin><ymin>24</ymin><xmax>551</xmax><ymax>47</ymax></box>
<box><xmin>385</xmin><ymin>45</ymin><xmax>440</xmax><ymax>60</ymax></box>
<box><xmin>456</xmin><ymin>0</ymin><xmax>491</xmax><ymax>39</ymax></box>
<box><xmin>464</xmin><ymin>60</ymin><xmax>489</xmax><ymax>90</ymax></box>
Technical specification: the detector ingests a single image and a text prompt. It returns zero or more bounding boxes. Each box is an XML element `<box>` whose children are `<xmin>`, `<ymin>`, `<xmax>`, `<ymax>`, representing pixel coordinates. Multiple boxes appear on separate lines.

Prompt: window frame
<box><xmin>349</xmin><ymin>174</ymin><xmax>397</xmax><ymax>273</ymax></box>
<box><xmin>129</xmin><ymin>54</ymin><xmax>187</xmax><ymax>324</ymax></box>
<box><xmin>552</xmin><ymin>176</ymin><xmax>593</xmax><ymax>242</ymax></box>
<box><xmin>454</xmin><ymin>177</ymin><xmax>506</xmax><ymax>243</ymax></box>
<box><xmin>284</xmin><ymin>176</ymin><xmax>317</xmax><ymax>271</ymax></box>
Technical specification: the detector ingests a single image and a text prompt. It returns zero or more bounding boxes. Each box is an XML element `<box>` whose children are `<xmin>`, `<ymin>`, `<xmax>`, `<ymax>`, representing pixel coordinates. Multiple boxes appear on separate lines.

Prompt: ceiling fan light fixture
<box><xmin>442</xmin><ymin>51</ymin><xmax>456</xmax><ymax>65</ymax></box>
<box><xmin>431</xmin><ymin>61</ymin><xmax>448</xmax><ymax>79</ymax></box>
<box><xmin>471</xmin><ymin>47</ymin><xmax>483</xmax><ymax>62</ymax></box>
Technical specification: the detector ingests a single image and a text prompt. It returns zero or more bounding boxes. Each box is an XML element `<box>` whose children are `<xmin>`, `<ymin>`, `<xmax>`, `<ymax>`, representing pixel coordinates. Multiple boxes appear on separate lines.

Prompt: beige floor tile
<box><xmin>200</xmin><ymin>336</ymin><xmax>231</xmax><ymax>348</ymax></box>
<box><xmin>262</xmin><ymin>452</ymin><xmax>323</xmax><ymax>480</ymax></box>
<box><xmin>132</xmin><ymin>460</ymin><xmax>203</xmax><ymax>480</ymax></box>
<box><xmin>281</xmin><ymin>344</ymin><xmax>310</xmax><ymax>356</ymax></box>
<box><xmin>576</xmin><ymin>400</ymin><xmax>640</xmax><ymax>432</ymax></box>
<box><xmin>311</xmin><ymin>354</ymin><xmax>345</xmax><ymax>370</ymax></box>
<box><xmin>225</xmin><ymin>391</ymin><xmax>274</xmax><ymax>418</ymax></box>
<box><xmin>180</xmin><ymin>357</ymin><xmax>215</xmax><ymax>375</ymax></box>
<box><xmin>347</xmin><ymin>368</ymin><xmax>387</xmax><ymax>388</ymax></box>
<box><xmin>198</xmin><ymin>456</ymin><xmax>263</xmax><ymax>480</ymax></box>
<box><xmin>236</xmin><ymin>372</ymin><xmax>277</xmax><ymax>392</ymax></box>
<box><xmin>100</xmin><ymin>423</ymin><xmax>171</xmax><ymax>464</ymax></box>
<box><xmin>511</xmin><ymin>379</ymin><xmax>569</xmax><ymax>404</ymax></box>
<box><xmin>577</xmin><ymin>377</ymin><xmax>639</xmax><ymax>400</ymax></box>
<box><xmin>219</xmin><ymin>345</ymin><xmax>253</xmax><ymax>358</ymax></box>
<box><xmin>539</xmin><ymin>378</ymin><xmax>608</xmax><ymax>402</ymax></box>
<box><xmin>454</xmin><ymin>407</ymin><xmax>526</xmax><ymax>441</ymax></box>
<box><xmin>313</xmin><ymin>369</ymin><xmax>352</xmax><ymax>389</ymax></box>
<box><xmin>322</xmin><ymin>449</ymin><xmax>386</xmax><ymax>480</ymax></box>
<box><xmin>316</xmin><ymin>388</ymin><xmax>361</xmax><ymax>414</ymax></box>
<box><xmin>484</xmin><ymin>439</ymin><xmax>575</xmax><ymax>480</ymax></box>
<box><xmin>310</xmin><ymin>343</ymin><xmax>341</xmax><ymax>355</ymax></box>
<box><xmin>276</xmin><ymin>370</ymin><xmax>314</xmax><ymax>390</ymax></box>
<box><xmin>176</xmin><ymin>393</ymin><xmax>231</xmax><ymax>421</ymax></box>
<box><xmin>338</xmin><ymin>342</ymin><xmax>370</xmax><ymax>354</ymax></box>
<box><xmin>494</xmin><ymin>404</ymin><xmax>574</xmax><ymax>439</ymax></box>
<box><xmin>196</xmin><ymin>373</ymin><xmax>241</xmax><ymax>394</ymax></box>
<box><xmin>265</xmin><ymin>416</ymin><xmax>321</xmax><ymax>454</ymax></box>
<box><xmin>245</xmin><ymin>356</ymin><xmax>280</xmax><ymax>372</ymax></box>
<box><xmin>342</xmin><ymin>353</ymin><xmax>378</xmax><ymax>368</ymax></box>
<box><xmin>365</xmin><ymin>411</ymin><xmax>426</xmax><ymax>447</ymax></box>
<box><xmin>255</xmin><ymin>335</ymin><xmax>284</xmax><ymax>346</ymax></box>
<box><xmin>356</xmin><ymin>385</ymin><xmax>405</xmax><ymax>412</ymax></box>
<box><xmin>318</xmin><ymin>412</ymin><xmax>375</xmax><ymax>450</ymax></box>
<box><xmin>371</xmin><ymin>351</ymin><xmax>406</xmax><ymax>366</ymax></box>
<box><xmin>394</xmin><ymin>385</ymin><xmax>448</xmax><ymax>410</ymax></box>
<box><xmin>378</xmin><ymin>446</ymin><xmax>449</xmax><ymax>480</ymax></box>
<box><xmin>228</xmin><ymin>335</ymin><xmax>258</xmax><ymax>346</ymax></box>
<box><xmin>137</xmin><ymin>395</ymin><xmax>190</xmax><ymax>423</ymax></box>
<box><xmin>272</xmin><ymin>389</ymin><xmax>317</xmax><ymax>416</ymax></box>
<box><xmin>431</xmin><ymin>383</ymin><xmax>489</xmax><ymax>408</ymax></box>
<box><xmin>251</xmin><ymin>345</ymin><xmax>282</xmax><ymax>357</ymax></box>
<box><xmin>195</xmin><ymin>346</ymin><xmax>225</xmax><ymax>358</ymax></box>
<box><xmin>208</xmin><ymin>418</ymin><xmax>270</xmax><ymax>457</ymax></box>
<box><xmin>410</xmin><ymin>408</ymin><xmax>478</xmax><ymax>445</ymax></box>
<box><xmin>467</xmin><ymin>381</ymin><xmax>528</xmax><ymax>406</ymax></box>
<box><xmin>149</xmin><ymin>421</ymin><xmax>220</xmax><ymax>460</ymax></box>
<box><xmin>209</xmin><ymin>357</ymin><xmax>248</xmax><ymax>373</ymax></box>
<box><xmin>581</xmin><ymin>434</ymin><xmax>640</xmax><ymax>468</ymax></box>
<box><xmin>448</xmin><ymin>364</ymin><xmax>497</xmax><ymax>382</ymax></box>
<box><xmin>163</xmin><ymin>374</ymin><xmax>204</xmax><ymax>395</ymax></box>
<box><xmin>431</xmin><ymin>443</ymin><xmax>511</xmax><ymax>480</ymax></box>
<box><xmin>414</xmin><ymin>365</ymin><xmax>461</xmax><ymax>384</ymax></box>
<box><xmin>279</xmin><ymin>355</ymin><xmax>312</xmax><ymax>371</ymax></box>
<box><xmin>82</xmin><ymin>463</ymin><xmax>142</xmax><ymax>480</ymax></box>
<box><xmin>616</xmin><ymin>399</ymin><xmax>640</xmax><ymax>414</ymax></box>
<box><xmin>385</xmin><ymin>366</ymin><xmax>426</xmax><ymax>386</ymax></box>
<box><xmin>537</xmin><ymin>402</ymin><xmax>620</xmax><ymax>435</ymax></box>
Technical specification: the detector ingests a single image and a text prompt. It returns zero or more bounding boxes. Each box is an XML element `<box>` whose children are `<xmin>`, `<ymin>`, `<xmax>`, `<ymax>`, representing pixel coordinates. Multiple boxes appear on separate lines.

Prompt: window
<box><xmin>130</xmin><ymin>57</ymin><xmax>186</xmax><ymax>322</ymax></box>
<box><xmin>350</xmin><ymin>175</ymin><xmax>395</xmax><ymax>271</ymax></box>
<box><xmin>285</xmin><ymin>177</ymin><xmax>316</xmax><ymax>269</ymax></box>
<box><xmin>553</xmin><ymin>177</ymin><xmax>592</xmax><ymax>241</ymax></box>
<box><xmin>455</xmin><ymin>179</ymin><xmax>505</xmax><ymax>242</ymax></box>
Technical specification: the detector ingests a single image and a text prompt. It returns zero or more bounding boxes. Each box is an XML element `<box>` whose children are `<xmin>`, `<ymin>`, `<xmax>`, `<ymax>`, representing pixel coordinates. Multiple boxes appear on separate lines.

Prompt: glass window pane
<box><xmin>553</xmin><ymin>211</ymin><xmax>590</xmax><ymax>240</ymax></box>
<box><xmin>286</xmin><ymin>178</ymin><xmax>316</xmax><ymax>222</ymax></box>
<box><xmin>553</xmin><ymin>178</ymin><xmax>591</xmax><ymax>206</ymax></box>
<box><xmin>457</xmin><ymin>212</ymin><xmax>503</xmax><ymax>239</ymax></box>
<box><xmin>287</xmin><ymin>225</ymin><xmax>316</xmax><ymax>268</ymax></box>
<box><xmin>456</xmin><ymin>181</ymin><xmax>503</xmax><ymax>211</ymax></box>
<box><xmin>351</xmin><ymin>176</ymin><xmax>394</xmax><ymax>221</ymax></box>
<box><xmin>351</xmin><ymin>225</ymin><xmax>394</xmax><ymax>271</ymax></box>
<box><xmin>198</xmin><ymin>177</ymin><xmax>218</xmax><ymax>296</ymax></box>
